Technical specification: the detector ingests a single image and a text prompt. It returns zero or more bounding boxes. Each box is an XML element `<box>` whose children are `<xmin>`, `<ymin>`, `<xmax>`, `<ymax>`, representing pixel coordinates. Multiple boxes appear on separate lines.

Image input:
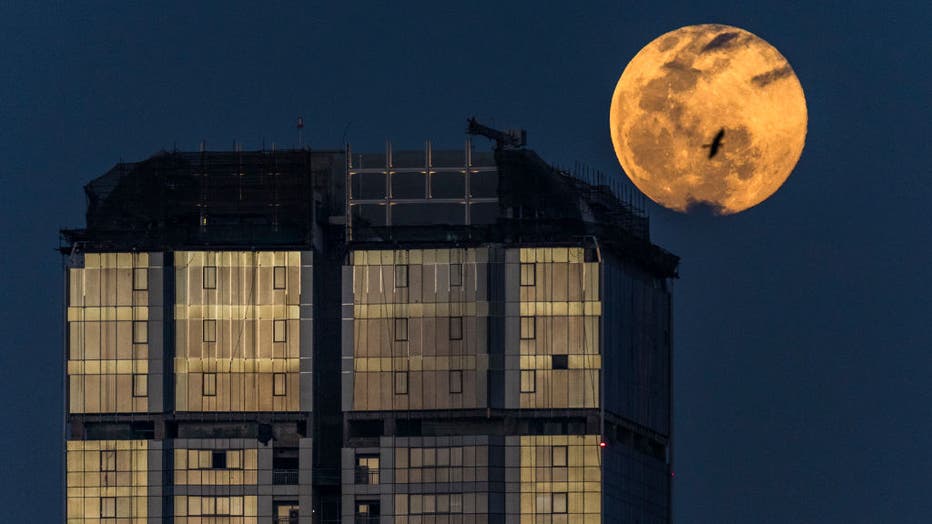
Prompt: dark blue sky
<box><xmin>1</xmin><ymin>2</ymin><xmax>929</xmax><ymax>522</ymax></box>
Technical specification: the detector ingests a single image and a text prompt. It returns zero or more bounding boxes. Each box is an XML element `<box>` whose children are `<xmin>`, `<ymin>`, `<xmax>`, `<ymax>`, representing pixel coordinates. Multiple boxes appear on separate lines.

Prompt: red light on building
<box><xmin>599</xmin><ymin>441</ymin><xmax>607</xmax><ymax>448</ymax></box>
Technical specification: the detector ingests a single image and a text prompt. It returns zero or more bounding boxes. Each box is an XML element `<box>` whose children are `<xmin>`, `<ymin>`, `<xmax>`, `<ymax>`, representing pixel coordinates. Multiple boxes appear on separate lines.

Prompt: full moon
<box><xmin>610</xmin><ymin>24</ymin><xmax>807</xmax><ymax>214</ymax></box>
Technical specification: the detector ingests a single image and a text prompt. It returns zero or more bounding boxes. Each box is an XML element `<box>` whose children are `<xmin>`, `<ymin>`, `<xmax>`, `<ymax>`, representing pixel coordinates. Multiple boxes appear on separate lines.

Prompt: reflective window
<box><xmin>394</xmin><ymin>318</ymin><xmax>408</xmax><ymax>341</ymax></box>
<box><xmin>132</xmin><ymin>268</ymin><xmax>147</xmax><ymax>290</ymax></box>
<box><xmin>273</xmin><ymin>373</ymin><xmax>286</xmax><ymax>396</ymax></box>
<box><xmin>202</xmin><ymin>265</ymin><xmax>217</xmax><ymax>289</ymax></box>
<box><xmin>449</xmin><ymin>316</ymin><xmax>463</xmax><ymax>340</ymax></box>
<box><xmin>203</xmin><ymin>373</ymin><xmax>217</xmax><ymax>396</ymax></box>
<box><xmin>394</xmin><ymin>371</ymin><xmax>408</xmax><ymax>395</ymax></box>
<box><xmin>100</xmin><ymin>496</ymin><xmax>116</xmax><ymax>518</ymax></box>
<box><xmin>520</xmin><ymin>370</ymin><xmax>536</xmax><ymax>392</ymax></box>
<box><xmin>132</xmin><ymin>374</ymin><xmax>147</xmax><ymax>397</ymax></box>
<box><xmin>355</xmin><ymin>454</ymin><xmax>380</xmax><ymax>485</ymax></box>
<box><xmin>552</xmin><ymin>492</ymin><xmax>568</xmax><ymax>513</ymax></box>
<box><xmin>273</xmin><ymin>320</ymin><xmax>287</xmax><ymax>342</ymax></box>
<box><xmin>202</xmin><ymin>319</ymin><xmax>216</xmax><ymax>342</ymax></box>
<box><xmin>450</xmin><ymin>263</ymin><xmax>463</xmax><ymax>287</ymax></box>
<box><xmin>273</xmin><ymin>266</ymin><xmax>286</xmax><ymax>289</ymax></box>
<box><xmin>520</xmin><ymin>316</ymin><xmax>536</xmax><ymax>339</ymax></box>
<box><xmin>552</xmin><ymin>446</ymin><xmax>568</xmax><ymax>467</ymax></box>
<box><xmin>449</xmin><ymin>370</ymin><xmax>463</xmax><ymax>394</ymax></box>
<box><xmin>132</xmin><ymin>320</ymin><xmax>148</xmax><ymax>344</ymax></box>
<box><xmin>395</xmin><ymin>264</ymin><xmax>408</xmax><ymax>288</ymax></box>
<box><xmin>100</xmin><ymin>450</ymin><xmax>117</xmax><ymax>472</ymax></box>
<box><xmin>520</xmin><ymin>262</ymin><xmax>536</xmax><ymax>286</ymax></box>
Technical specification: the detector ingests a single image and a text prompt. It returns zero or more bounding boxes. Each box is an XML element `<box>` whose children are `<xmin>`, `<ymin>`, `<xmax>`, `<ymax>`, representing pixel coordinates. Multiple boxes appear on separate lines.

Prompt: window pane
<box><xmin>449</xmin><ymin>370</ymin><xmax>463</xmax><ymax>394</ymax></box>
<box><xmin>552</xmin><ymin>354</ymin><xmax>569</xmax><ymax>370</ymax></box>
<box><xmin>203</xmin><ymin>266</ymin><xmax>217</xmax><ymax>289</ymax></box>
<box><xmin>449</xmin><ymin>316</ymin><xmax>463</xmax><ymax>340</ymax></box>
<box><xmin>520</xmin><ymin>370</ymin><xmax>536</xmax><ymax>392</ymax></box>
<box><xmin>203</xmin><ymin>373</ymin><xmax>217</xmax><ymax>396</ymax></box>
<box><xmin>520</xmin><ymin>316</ymin><xmax>536</xmax><ymax>339</ymax></box>
<box><xmin>450</xmin><ymin>263</ymin><xmax>463</xmax><ymax>287</ymax></box>
<box><xmin>394</xmin><ymin>318</ymin><xmax>408</xmax><ymax>341</ymax></box>
<box><xmin>553</xmin><ymin>492</ymin><xmax>568</xmax><ymax>513</ymax></box>
<box><xmin>132</xmin><ymin>268</ymin><xmax>147</xmax><ymax>290</ymax></box>
<box><xmin>100</xmin><ymin>497</ymin><xmax>116</xmax><ymax>517</ymax></box>
<box><xmin>520</xmin><ymin>263</ymin><xmax>536</xmax><ymax>286</ymax></box>
<box><xmin>394</xmin><ymin>371</ymin><xmax>408</xmax><ymax>394</ymax></box>
<box><xmin>273</xmin><ymin>320</ymin><xmax>287</xmax><ymax>342</ymax></box>
<box><xmin>273</xmin><ymin>266</ymin><xmax>286</xmax><ymax>289</ymax></box>
<box><xmin>203</xmin><ymin>319</ymin><xmax>217</xmax><ymax>342</ymax></box>
<box><xmin>273</xmin><ymin>373</ymin><xmax>286</xmax><ymax>396</ymax></box>
<box><xmin>552</xmin><ymin>446</ymin><xmax>568</xmax><ymax>467</ymax></box>
<box><xmin>100</xmin><ymin>450</ymin><xmax>116</xmax><ymax>471</ymax></box>
<box><xmin>395</xmin><ymin>264</ymin><xmax>408</xmax><ymax>288</ymax></box>
<box><xmin>133</xmin><ymin>321</ymin><xmax>148</xmax><ymax>344</ymax></box>
<box><xmin>132</xmin><ymin>374</ymin><xmax>147</xmax><ymax>397</ymax></box>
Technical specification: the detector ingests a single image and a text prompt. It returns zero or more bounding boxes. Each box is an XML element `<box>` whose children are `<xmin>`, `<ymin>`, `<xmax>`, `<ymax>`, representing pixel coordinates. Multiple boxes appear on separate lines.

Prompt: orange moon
<box><xmin>610</xmin><ymin>24</ymin><xmax>807</xmax><ymax>214</ymax></box>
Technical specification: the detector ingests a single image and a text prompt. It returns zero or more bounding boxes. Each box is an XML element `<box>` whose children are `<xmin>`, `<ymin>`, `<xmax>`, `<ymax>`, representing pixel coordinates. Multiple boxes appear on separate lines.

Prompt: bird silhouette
<box><xmin>702</xmin><ymin>128</ymin><xmax>725</xmax><ymax>158</ymax></box>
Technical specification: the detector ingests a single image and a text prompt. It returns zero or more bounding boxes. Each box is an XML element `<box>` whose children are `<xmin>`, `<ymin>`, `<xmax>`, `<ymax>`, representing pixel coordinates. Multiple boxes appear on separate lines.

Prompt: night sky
<box><xmin>1</xmin><ymin>2</ymin><xmax>929</xmax><ymax>522</ymax></box>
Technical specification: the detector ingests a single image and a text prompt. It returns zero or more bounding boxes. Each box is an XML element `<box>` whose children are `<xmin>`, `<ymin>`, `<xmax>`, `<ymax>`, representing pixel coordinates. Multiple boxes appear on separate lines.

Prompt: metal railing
<box><xmin>272</xmin><ymin>469</ymin><xmax>299</xmax><ymax>485</ymax></box>
<box><xmin>354</xmin><ymin>466</ymin><xmax>379</xmax><ymax>485</ymax></box>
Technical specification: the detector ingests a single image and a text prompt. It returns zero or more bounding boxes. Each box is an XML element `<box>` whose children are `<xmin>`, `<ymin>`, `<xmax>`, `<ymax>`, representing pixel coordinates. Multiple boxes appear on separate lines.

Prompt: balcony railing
<box><xmin>272</xmin><ymin>469</ymin><xmax>299</xmax><ymax>485</ymax></box>
<box><xmin>354</xmin><ymin>467</ymin><xmax>379</xmax><ymax>485</ymax></box>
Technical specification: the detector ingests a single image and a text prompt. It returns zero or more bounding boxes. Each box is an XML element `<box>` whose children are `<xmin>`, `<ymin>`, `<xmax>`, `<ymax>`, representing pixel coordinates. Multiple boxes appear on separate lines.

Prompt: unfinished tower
<box><xmin>62</xmin><ymin>132</ymin><xmax>678</xmax><ymax>523</ymax></box>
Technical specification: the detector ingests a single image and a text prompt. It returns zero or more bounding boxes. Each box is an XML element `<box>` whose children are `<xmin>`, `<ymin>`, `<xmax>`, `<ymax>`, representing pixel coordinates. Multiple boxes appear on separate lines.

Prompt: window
<box><xmin>520</xmin><ymin>370</ymin><xmax>536</xmax><ymax>393</ymax></box>
<box><xmin>100</xmin><ymin>450</ymin><xmax>117</xmax><ymax>472</ymax></box>
<box><xmin>273</xmin><ymin>266</ymin><xmax>287</xmax><ymax>289</ymax></box>
<box><xmin>132</xmin><ymin>374</ymin><xmax>147</xmax><ymax>397</ymax></box>
<box><xmin>132</xmin><ymin>320</ymin><xmax>147</xmax><ymax>344</ymax></box>
<box><xmin>132</xmin><ymin>267</ymin><xmax>147</xmax><ymax>290</ymax></box>
<box><xmin>355</xmin><ymin>454</ymin><xmax>380</xmax><ymax>485</ymax></box>
<box><xmin>395</xmin><ymin>264</ymin><xmax>408</xmax><ymax>288</ymax></box>
<box><xmin>394</xmin><ymin>318</ymin><xmax>408</xmax><ymax>341</ymax></box>
<box><xmin>211</xmin><ymin>450</ymin><xmax>226</xmax><ymax>469</ymax></box>
<box><xmin>394</xmin><ymin>371</ymin><xmax>408</xmax><ymax>395</ymax></box>
<box><xmin>449</xmin><ymin>316</ymin><xmax>463</xmax><ymax>340</ymax></box>
<box><xmin>520</xmin><ymin>262</ymin><xmax>536</xmax><ymax>286</ymax></box>
<box><xmin>355</xmin><ymin>501</ymin><xmax>379</xmax><ymax>521</ymax></box>
<box><xmin>273</xmin><ymin>373</ymin><xmax>287</xmax><ymax>396</ymax></box>
<box><xmin>449</xmin><ymin>370</ymin><xmax>463</xmax><ymax>394</ymax></box>
<box><xmin>203</xmin><ymin>373</ymin><xmax>217</xmax><ymax>396</ymax></box>
<box><xmin>202</xmin><ymin>319</ymin><xmax>217</xmax><ymax>342</ymax></box>
<box><xmin>100</xmin><ymin>497</ymin><xmax>116</xmax><ymax>518</ymax></box>
<box><xmin>450</xmin><ymin>263</ymin><xmax>463</xmax><ymax>287</ymax></box>
<box><xmin>520</xmin><ymin>316</ymin><xmax>536</xmax><ymax>339</ymax></box>
<box><xmin>203</xmin><ymin>265</ymin><xmax>217</xmax><ymax>289</ymax></box>
<box><xmin>552</xmin><ymin>446</ymin><xmax>568</xmax><ymax>467</ymax></box>
<box><xmin>552</xmin><ymin>354</ymin><xmax>569</xmax><ymax>370</ymax></box>
<box><xmin>273</xmin><ymin>319</ymin><xmax>287</xmax><ymax>342</ymax></box>
<box><xmin>552</xmin><ymin>492</ymin><xmax>568</xmax><ymax>513</ymax></box>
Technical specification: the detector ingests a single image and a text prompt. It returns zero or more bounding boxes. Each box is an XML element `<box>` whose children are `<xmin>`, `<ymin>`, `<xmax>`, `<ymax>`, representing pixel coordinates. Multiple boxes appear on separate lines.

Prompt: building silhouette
<box><xmin>61</xmin><ymin>134</ymin><xmax>678</xmax><ymax>523</ymax></box>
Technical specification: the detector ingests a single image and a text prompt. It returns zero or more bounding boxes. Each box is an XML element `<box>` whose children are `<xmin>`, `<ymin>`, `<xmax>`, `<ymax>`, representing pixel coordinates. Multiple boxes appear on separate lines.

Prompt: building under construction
<box><xmin>61</xmin><ymin>123</ymin><xmax>678</xmax><ymax>523</ymax></box>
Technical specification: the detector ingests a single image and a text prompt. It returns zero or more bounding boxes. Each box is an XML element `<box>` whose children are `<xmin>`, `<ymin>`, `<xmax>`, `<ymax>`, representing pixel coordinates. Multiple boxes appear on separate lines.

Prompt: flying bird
<box><xmin>702</xmin><ymin>128</ymin><xmax>725</xmax><ymax>158</ymax></box>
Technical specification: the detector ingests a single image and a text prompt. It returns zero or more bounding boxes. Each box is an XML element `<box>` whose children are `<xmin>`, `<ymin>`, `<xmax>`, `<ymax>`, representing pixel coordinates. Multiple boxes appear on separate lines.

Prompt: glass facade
<box><xmin>63</xmin><ymin>146</ymin><xmax>676</xmax><ymax>523</ymax></box>
<box><xmin>67</xmin><ymin>253</ymin><xmax>162</xmax><ymax>414</ymax></box>
<box><xmin>66</xmin><ymin>440</ymin><xmax>158</xmax><ymax>523</ymax></box>
<box><xmin>174</xmin><ymin>251</ymin><xmax>312</xmax><ymax>412</ymax></box>
<box><xmin>346</xmin><ymin>248</ymin><xmax>490</xmax><ymax>411</ymax></box>
<box><xmin>510</xmin><ymin>248</ymin><xmax>602</xmax><ymax>410</ymax></box>
<box><xmin>514</xmin><ymin>435</ymin><xmax>602</xmax><ymax>523</ymax></box>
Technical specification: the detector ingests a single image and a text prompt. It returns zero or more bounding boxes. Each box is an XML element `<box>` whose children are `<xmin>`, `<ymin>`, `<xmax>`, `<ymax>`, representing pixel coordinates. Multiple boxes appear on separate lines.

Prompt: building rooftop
<box><xmin>62</xmin><ymin>142</ymin><xmax>678</xmax><ymax>277</ymax></box>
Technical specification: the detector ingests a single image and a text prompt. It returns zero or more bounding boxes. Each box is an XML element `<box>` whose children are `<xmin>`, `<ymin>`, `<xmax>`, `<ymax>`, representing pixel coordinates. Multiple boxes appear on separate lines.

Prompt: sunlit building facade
<box><xmin>63</xmin><ymin>138</ymin><xmax>677</xmax><ymax>523</ymax></box>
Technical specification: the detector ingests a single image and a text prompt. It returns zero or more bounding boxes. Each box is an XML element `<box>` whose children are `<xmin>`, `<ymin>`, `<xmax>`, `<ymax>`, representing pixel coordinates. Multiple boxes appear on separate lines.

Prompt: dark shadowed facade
<box><xmin>61</xmin><ymin>138</ymin><xmax>678</xmax><ymax>523</ymax></box>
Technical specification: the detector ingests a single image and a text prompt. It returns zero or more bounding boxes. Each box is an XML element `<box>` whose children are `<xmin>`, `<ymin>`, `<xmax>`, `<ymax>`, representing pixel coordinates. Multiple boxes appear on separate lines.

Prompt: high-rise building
<box><xmin>61</xmin><ymin>134</ymin><xmax>678</xmax><ymax>523</ymax></box>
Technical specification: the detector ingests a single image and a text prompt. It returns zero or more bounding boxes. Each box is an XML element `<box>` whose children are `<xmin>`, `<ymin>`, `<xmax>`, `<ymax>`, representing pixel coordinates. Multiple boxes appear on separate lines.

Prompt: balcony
<box><xmin>272</xmin><ymin>469</ymin><xmax>299</xmax><ymax>485</ymax></box>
